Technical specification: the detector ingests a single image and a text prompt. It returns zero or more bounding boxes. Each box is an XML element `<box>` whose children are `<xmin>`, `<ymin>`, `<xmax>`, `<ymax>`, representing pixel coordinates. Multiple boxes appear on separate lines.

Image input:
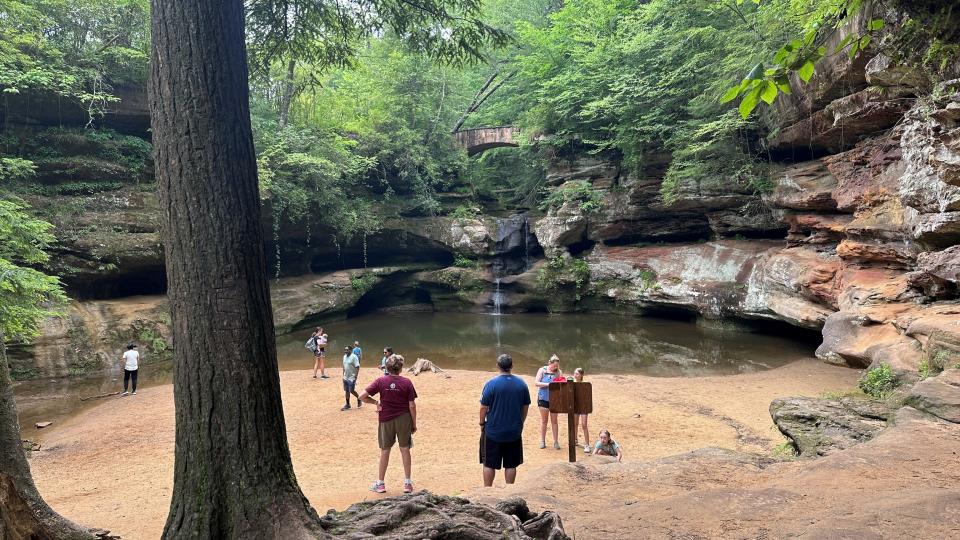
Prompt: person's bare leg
<box><xmin>399</xmin><ymin>446</ymin><xmax>412</xmax><ymax>480</ymax></box>
<box><xmin>378</xmin><ymin>448</ymin><xmax>391</xmax><ymax>482</ymax></box>
<box><xmin>319</xmin><ymin>355</ymin><xmax>326</xmax><ymax>376</ymax></box>
<box><xmin>313</xmin><ymin>357</ymin><xmax>320</xmax><ymax>377</ymax></box>
<box><xmin>539</xmin><ymin>407</ymin><xmax>548</xmax><ymax>445</ymax></box>
<box><xmin>550</xmin><ymin>412</ymin><xmax>559</xmax><ymax>446</ymax></box>
<box><xmin>581</xmin><ymin>415</ymin><xmax>589</xmax><ymax>446</ymax></box>
<box><xmin>483</xmin><ymin>467</ymin><xmax>496</xmax><ymax>487</ymax></box>
<box><xmin>504</xmin><ymin>468</ymin><xmax>517</xmax><ymax>484</ymax></box>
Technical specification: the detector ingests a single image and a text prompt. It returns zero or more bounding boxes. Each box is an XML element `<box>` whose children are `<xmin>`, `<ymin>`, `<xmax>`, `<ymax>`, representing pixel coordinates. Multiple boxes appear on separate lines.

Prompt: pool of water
<box><xmin>14</xmin><ymin>312</ymin><xmax>815</xmax><ymax>433</ymax></box>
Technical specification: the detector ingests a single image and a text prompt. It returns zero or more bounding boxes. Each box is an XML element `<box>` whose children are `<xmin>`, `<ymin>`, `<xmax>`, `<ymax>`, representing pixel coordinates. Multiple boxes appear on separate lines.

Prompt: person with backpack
<box><xmin>307</xmin><ymin>327</ymin><xmax>328</xmax><ymax>379</ymax></box>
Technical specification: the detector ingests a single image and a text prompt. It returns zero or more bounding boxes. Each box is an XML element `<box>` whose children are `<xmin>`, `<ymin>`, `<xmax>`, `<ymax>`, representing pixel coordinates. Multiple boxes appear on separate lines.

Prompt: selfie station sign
<box><xmin>549</xmin><ymin>381</ymin><xmax>593</xmax><ymax>462</ymax></box>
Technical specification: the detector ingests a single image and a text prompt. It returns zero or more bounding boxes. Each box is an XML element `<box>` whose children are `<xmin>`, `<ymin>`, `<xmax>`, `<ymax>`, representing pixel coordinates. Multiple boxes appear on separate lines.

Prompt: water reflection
<box><xmin>16</xmin><ymin>312</ymin><xmax>814</xmax><ymax>433</ymax></box>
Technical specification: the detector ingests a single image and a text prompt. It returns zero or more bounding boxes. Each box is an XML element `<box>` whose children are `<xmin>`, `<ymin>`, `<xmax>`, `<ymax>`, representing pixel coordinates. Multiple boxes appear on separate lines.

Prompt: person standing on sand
<box><xmin>573</xmin><ymin>367</ymin><xmax>591</xmax><ymax>453</ymax></box>
<box><xmin>312</xmin><ymin>327</ymin><xmax>328</xmax><ymax>379</ymax></box>
<box><xmin>380</xmin><ymin>347</ymin><xmax>394</xmax><ymax>375</ymax></box>
<box><xmin>359</xmin><ymin>355</ymin><xmax>418</xmax><ymax>494</ymax></box>
<box><xmin>353</xmin><ymin>340</ymin><xmax>363</xmax><ymax>364</ymax></box>
<box><xmin>535</xmin><ymin>354</ymin><xmax>562</xmax><ymax>449</ymax></box>
<box><xmin>341</xmin><ymin>345</ymin><xmax>362</xmax><ymax>411</ymax></box>
<box><xmin>479</xmin><ymin>353</ymin><xmax>531</xmax><ymax>487</ymax></box>
<box><xmin>121</xmin><ymin>344</ymin><xmax>139</xmax><ymax>396</ymax></box>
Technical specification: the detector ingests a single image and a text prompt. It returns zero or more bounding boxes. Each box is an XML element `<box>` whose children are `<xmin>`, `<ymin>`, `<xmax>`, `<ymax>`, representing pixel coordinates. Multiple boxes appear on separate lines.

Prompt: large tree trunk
<box><xmin>0</xmin><ymin>338</ymin><xmax>95</xmax><ymax>540</ymax></box>
<box><xmin>149</xmin><ymin>0</ymin><xmax>325</xmax><ymax>537</ymax></box>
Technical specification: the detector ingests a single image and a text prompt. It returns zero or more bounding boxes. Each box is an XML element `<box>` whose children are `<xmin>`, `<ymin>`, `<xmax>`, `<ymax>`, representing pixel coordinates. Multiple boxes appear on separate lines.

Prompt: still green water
<box><xmin>15</xmin><ymin>312</ymin><xmax>813</xmax><ymax>432</ymax></box>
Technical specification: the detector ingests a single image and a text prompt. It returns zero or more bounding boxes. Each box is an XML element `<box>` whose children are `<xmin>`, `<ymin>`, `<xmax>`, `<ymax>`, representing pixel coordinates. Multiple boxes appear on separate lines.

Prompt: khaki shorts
<box><xmin>378</xmin><ymin>412</ymin><xmax>413</xmax><ymax>449</ymax></box>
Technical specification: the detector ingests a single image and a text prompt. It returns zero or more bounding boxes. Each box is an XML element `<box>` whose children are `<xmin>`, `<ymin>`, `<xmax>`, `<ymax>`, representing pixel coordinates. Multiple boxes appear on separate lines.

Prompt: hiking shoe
<box><xmin>357</xmin><ymin>401</ymin><xmax>362</xmax><ymax>408</ymax></box>
<box><xmin>121</xmin><ymin>391</ymin><xmax>129</xmax><ymax>396</ymax></box>
<box><xmin>369</xmin><ymin>481</ymin><xmax>386</xmax><ymax>494</ymax></box>
<box><xmin>403</xmin><ymin>481</ymin><xmax>414</xmax><ymax>494</ymax></box>
<box><xmin>539</xmin><ymin>441</ymin><xmax>546</xmax><ymax>449</ymax></box>
<box><xmin>554</xmin><ymin>442</ymin><xmax>561</xmax><ymax>450</ymax></box>
<box><xmin>341</xmin><ymin>404</ymin><xmax>351</xmax><ymax>411</ymax></box>
<box><xmin>320</xmin><ymin>374</ymin><xmax>330</xmax><ymax>379</ymax></box>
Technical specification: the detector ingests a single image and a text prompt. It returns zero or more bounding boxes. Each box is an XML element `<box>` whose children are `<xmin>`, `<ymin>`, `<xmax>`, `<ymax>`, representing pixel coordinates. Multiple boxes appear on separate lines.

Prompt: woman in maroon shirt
<box><xmin>359</xmin><ymin>354</ymin><xmax>418</xmax><ymax>494</ymax></box>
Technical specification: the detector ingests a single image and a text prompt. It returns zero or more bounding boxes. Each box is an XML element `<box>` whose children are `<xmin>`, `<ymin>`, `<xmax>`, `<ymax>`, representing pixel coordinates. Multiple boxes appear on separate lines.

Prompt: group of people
<box><xmin>306</xmin><ymin>326</ymin><xmax>623</xmax><ymax>493</ymax></box>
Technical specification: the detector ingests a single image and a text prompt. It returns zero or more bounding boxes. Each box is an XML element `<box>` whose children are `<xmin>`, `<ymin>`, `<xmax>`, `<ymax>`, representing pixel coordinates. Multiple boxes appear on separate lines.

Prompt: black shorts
<box><xmin>480</xmin><ymin>430</ymin><xmax>523</xmax><ymax>470</ymax></box>
<box><xmin>537</xmin><ymin>399</ymin><xmax>549</xmax><ymax>409</ymax></box>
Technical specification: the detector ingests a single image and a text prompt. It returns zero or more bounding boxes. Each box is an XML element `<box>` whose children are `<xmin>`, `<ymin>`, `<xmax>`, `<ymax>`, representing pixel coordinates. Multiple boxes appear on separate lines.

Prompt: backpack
<box><xmin>305</xmin><ymin>336</ymin><xmax>318</xmax><ymax>353</ymax></box>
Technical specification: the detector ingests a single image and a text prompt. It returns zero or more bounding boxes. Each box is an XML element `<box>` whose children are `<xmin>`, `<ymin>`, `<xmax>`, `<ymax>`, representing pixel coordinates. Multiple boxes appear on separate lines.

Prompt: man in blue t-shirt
<box><xmin>479</xmin><ymin>353</ymin><xmax>531</xmax><ymax>487</ymax></box>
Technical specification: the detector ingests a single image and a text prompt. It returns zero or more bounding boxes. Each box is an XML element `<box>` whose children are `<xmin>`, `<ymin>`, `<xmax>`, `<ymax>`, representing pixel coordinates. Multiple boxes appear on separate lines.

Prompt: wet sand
<box><xmin>28</xmin><ymin>358</ymin><xmax>858</xmax><ymax>539</ymax></box>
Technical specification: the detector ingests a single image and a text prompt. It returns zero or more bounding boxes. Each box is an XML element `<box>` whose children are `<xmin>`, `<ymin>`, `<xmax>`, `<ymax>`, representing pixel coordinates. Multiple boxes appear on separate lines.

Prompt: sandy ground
<box><xmin>28</xmin><ymin>358</ymin><xmax>858</xmax><ymax>539</ymax></box>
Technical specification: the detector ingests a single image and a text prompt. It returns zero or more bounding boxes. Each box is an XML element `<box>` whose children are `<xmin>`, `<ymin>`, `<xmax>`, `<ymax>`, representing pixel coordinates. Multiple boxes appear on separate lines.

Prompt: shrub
<box><xmin>350</xmin><ymin>273</ymin><xmax>378</xmax><ymax>293</ymax></box>
<box><xmin>858</xmin><ymin>364</ymin><xmax>897</xmax><ymax>399</ymax></box>
<box><xmin>453</xmin><ymin>254</ymin><xmax>479</xmax><ymax>268</ymax></box>
<box><xmin>450</xmin><ymin>204</ymin><xmax>480</xmax><ymax>224</ymax></box>
<box><xmin>536</xmin><ymin>255</ymin><xmax>591</xmax><ymax>301</ymax></box>
<box><xmin>538</xmin><ymin>180</ymin><xmax>604</xmax><ymax>215</ymax></box>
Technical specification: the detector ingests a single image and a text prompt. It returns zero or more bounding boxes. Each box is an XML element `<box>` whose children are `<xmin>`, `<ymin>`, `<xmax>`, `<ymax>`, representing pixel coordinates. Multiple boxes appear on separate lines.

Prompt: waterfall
<box><xmin>523</xmin><ymin>217</ymin><xmax>530</xmax><ymax>271</ymax></box>
<box><xmin>492</xmin><ymin>278</ymin><xmax>503</xmax><ymax>316</ymax></box>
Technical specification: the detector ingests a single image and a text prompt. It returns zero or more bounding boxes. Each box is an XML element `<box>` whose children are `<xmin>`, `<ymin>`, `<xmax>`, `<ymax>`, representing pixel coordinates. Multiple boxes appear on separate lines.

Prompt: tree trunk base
<box><xmin>0</xmin><ymin>473</ymin><xmax>107</xmax><ymax>540</ymax></box>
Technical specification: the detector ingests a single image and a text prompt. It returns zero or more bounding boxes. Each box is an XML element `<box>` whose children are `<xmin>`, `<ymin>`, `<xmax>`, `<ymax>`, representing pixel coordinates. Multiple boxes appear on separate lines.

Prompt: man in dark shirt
<box><xmin>479</xmin><ymin>353</ymin><xmax>531</xmax><ymax>487</ymax></box>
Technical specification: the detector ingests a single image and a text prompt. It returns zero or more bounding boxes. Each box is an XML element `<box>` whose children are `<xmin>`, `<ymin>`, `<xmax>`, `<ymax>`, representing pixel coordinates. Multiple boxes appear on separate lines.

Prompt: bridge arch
<box><xmin>453</xmin><ymin>126</ymin><xmax>520</xmax><ymax>156</ymax></box>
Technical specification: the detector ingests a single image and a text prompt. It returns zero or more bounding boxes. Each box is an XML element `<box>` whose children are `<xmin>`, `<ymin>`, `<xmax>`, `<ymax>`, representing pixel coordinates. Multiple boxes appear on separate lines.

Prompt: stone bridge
<box><xmin>453</xmin><ymin>126</ymin><xmax>519</xmax><ymax>156</ymax></box>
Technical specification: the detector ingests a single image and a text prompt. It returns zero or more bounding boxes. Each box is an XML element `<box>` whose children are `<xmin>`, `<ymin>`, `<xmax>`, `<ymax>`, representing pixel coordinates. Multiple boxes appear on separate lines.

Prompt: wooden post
<box><xmin>550</xmin><ymin>382</ymin><xmax>592</xmax><ymax>463</ymax></box>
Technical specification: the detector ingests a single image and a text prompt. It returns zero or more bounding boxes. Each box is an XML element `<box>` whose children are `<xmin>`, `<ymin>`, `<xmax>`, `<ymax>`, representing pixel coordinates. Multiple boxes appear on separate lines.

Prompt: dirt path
<box><xmin>28</xmin><ymin>358</ymin><xmax>857</xmax><ymax>539</ymax></box>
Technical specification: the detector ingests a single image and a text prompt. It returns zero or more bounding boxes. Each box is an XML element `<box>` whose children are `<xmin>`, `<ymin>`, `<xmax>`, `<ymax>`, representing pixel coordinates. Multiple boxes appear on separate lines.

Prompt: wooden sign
<box><xmin>548</xmin><ymin>382</ymin><xmax>593</xmax><ymax>462</ymax></box>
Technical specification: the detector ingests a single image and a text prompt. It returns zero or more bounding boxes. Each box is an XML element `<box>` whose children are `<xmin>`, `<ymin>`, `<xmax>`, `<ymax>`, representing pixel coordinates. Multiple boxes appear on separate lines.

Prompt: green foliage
<box><xmin>771</xmin><ymin>441</ymin><xmax>797</xmax><ymax>458</ymax></box>
<box><xmin>920</xmin><ymin>350</ymin><xmax>954</xmax><ymax>379</ymax></box>
<box><xmin>0</xmin><ymin>0</ymin><xmax>150</xmax><ymax>123</ymax></box>
<box><xmin>536</xmin><ymin>255</ymin><xmax>591</xmax><ymax>301</ymax></box>
<box><xmin>452</xmin><ymin>253</ymin><xmax>479</xmax><ymax>268</ymax></box>
<box><xmin>0</xmin><ymin>158</ymin><xmax>36</xmax><ymax>182</ymax></box>
<box><xmin>539</xmin><ymin>180</ymin><xmax>604</xmax><ymax>215</ymax></box>
<box><xmin>858</xmin><ymin>364</ymin><xmax>897</xmax><ymax>399</ymax></box>
<box><xmin>0</xmin><ymin>195</ymin><xmax>67</xmax><ymax>343</ymax></box>
<box><xmin>350</xmin><ymin>272</ymin><xmax>378</xmax><ymax>293</ymax></box>
<box><xmin>722</xmin><ymin>0</ymin><xmax>884</xmax><ymax>117</ymax></box>
<box><xmin>450</xmin><ymin>203</ymin><xmax>481</xmax><ymax>223</ymax></box>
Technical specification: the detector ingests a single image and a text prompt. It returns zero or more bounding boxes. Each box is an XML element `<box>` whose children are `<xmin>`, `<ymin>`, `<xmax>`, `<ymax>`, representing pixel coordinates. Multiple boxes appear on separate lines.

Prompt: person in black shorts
<box><xmin>479</xmin><ymin>353</ymin><xmax>531</xmax><ymax>486</ymax></box>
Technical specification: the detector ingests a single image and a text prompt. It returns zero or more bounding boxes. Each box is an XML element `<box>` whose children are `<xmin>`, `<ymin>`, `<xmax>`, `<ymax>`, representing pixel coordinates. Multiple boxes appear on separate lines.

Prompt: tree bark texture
<box><xmin>0</xmin><ymin>339</ymin><xmax>95</xmax><ymax>540</ymax></box>
<box><xmin>149</xmin><ymin>0</ymin><xmax>323</xmax><ymax>537</ymax></box>
<box><xmin>278</xmin><ymin>59</ymin><xmax>296</xmax><ymax>129</ymax></box>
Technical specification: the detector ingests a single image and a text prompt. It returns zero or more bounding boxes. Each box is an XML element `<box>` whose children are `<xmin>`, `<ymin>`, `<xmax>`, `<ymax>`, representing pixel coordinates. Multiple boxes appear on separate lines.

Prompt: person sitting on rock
<box><xmin>593</xmin><ymin>429</ymin><xmax>622</xmax><ymax>462</ymax></box>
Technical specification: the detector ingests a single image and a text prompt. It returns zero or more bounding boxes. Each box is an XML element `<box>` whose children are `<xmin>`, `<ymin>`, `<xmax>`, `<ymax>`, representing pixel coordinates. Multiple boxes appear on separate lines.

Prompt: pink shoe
<box><xmin>403</xmin><ymin>481</ymin><xmax>414</xmax><ymax>494</ymax></box>
<box><xmin>369</xmin><ymin>481</ymin><xmax>386</xmax><ymax>494</ymax></box>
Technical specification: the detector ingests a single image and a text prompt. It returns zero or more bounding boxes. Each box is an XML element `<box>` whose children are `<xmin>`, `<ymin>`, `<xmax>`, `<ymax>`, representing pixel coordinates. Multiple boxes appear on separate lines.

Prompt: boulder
<box><xmin>904</xmin><ymin>369</ymin><xmax>960</xmax><ymax>423</ymax></box>
<box><xmin>533</xmin><ymin>215</ymin><xmax>588</xmax><ymax>258</ymax></box>
<box><xmin>823</xmin><ymin>133</ymin><xmax>902</xmax><ymax>212</ymax></box>
<box><xmin>766</xmin><ymin>161</ymin><xmax>838</xmax><ymax>211</ymax></box>
<box><xmin>815</xmin><ymin>311</ymin><xmax>920</xmax><ymax>369</ymax></box>
<box><xmin>898</xmin><ymin>92</ymin><xmax>960</xmax><ymax>215</ymax></box>
<box><xmin>318</xmin><ymin>492</ymin><xmax>569</xmax><ymax>539</ymax></box>
<box><xmin>769</xmin><ymin>88</ymin><xmax>909</xmax><ymax>154</ymax></box>
<box><xmin>906</xmin><ymin>246</ymin><xmax>960</xmax><ymax>299</ymax></box>
<box><xmin>770</xmin><ymin>396</ymin><xmax>891</xmax><ymax>457</ymax></box>
<box><xmin>864</xmin><ymin>53</ymin><xmax>931</xmax><ymax>92</ymax></box>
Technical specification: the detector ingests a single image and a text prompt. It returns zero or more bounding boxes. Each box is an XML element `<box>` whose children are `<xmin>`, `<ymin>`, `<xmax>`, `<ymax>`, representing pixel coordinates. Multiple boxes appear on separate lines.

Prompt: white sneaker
<box><xmin>121</xmin><ymin>391</ymin><xmax>129</xmax><ymax>396</ymax></box>
<box><xmin>584</xmin><ymin>445</ymin><xmax>591</xmax><ymax>454</ymax></box>
<box><xmin>132</xmin><ymin>392</ymin><xmax>137</xmax><ymax>395</ymax></box>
